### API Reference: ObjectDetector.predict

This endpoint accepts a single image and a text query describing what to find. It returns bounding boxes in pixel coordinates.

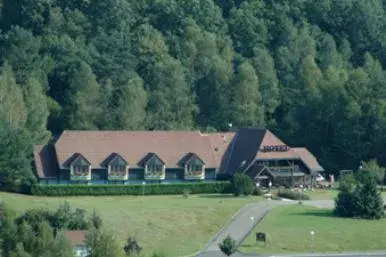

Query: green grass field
[0,192,261,257]
[241,205,386,254]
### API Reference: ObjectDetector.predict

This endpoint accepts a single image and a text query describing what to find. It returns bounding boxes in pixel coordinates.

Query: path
[196,198,386,257]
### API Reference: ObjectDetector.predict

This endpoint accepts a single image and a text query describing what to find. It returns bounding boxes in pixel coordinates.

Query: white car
[316,173,325,182]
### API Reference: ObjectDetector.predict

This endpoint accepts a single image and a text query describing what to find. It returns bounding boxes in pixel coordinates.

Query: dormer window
[107,154,128,180]
[142,153,165,180]
[182,153,205,180]
[73,165,89,176]
[69,154,91,180]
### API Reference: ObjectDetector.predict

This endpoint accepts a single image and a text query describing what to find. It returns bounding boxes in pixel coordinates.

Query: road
[195,198,386,257]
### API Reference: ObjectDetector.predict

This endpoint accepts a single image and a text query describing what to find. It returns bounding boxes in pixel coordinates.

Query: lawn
[241,205,386,254]
[0,192,261,257]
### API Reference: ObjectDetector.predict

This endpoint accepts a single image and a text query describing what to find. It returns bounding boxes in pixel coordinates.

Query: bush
[219,235,238,256]
[277,189,310,200]
[231,172,255,196]
[123,237,142,256]
[253,187,263,196]
[352,176,384,219]
[334,190,354,217]
[30,181,232,196]
[335,175,384,219]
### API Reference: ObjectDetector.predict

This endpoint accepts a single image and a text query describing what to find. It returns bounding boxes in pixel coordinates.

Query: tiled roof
[33,128,324,179]
[292,147,324,172]
[256,130,299,160]
[33,144,59,178]
[65,230,86,246]
[202,132,235,166]
[55,130,218,169]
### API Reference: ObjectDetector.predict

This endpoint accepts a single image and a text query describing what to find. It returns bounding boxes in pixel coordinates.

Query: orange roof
[34,144,58,178]
[202,132,235,165]
[292,147,324,172]
[256,130,298,160]
[65,230,86,245]
[55,130,219,169]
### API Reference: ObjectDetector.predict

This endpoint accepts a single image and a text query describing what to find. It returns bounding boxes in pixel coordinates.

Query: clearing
[0,192,261,257]
[241,205,386,254]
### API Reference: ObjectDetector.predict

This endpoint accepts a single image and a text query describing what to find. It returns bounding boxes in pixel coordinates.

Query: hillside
[1,0,386,181]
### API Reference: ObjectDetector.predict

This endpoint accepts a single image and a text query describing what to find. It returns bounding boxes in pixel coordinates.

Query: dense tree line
[1,0,386,180]
[0,202,162,257]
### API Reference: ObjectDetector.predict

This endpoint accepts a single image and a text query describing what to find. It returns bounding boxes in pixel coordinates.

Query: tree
[64,61,102,129]
[85,228,123,257]
[0,119,35,191]
[23,78,51,145]
[357,159,385,185]
[9,243,32,257]
[251,48,280,123]
[352,175,384,219]
[0,218,18,257]
[0,62,28,129]
[90,209,102,230]
[53,202,72,230]
[219,235,237,256]
[231,172,255,197]
[110,73,148,130]
[231,61,264,127]
[52,231,74,257]
[145,57,197,130]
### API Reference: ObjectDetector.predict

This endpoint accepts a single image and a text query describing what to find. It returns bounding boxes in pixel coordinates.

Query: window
[73,165,89,176]
[187,164,202,173]
[110,165,126,176]
[148,163,163,173]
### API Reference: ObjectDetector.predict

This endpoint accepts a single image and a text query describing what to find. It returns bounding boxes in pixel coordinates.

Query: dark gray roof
[219,128,266,175]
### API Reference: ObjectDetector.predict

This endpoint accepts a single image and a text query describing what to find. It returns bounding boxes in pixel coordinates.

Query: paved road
[196,198,386,257]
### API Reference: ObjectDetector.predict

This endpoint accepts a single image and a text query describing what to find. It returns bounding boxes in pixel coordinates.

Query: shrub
[30,181,232,196]
[231,172,255,196]
[123,237,142,256]
[253,187,263,196]
[352,176,384,219]
[334,190,354,217]
[277,189,310,200]
[219,235,238,256]
[335,174,384,219]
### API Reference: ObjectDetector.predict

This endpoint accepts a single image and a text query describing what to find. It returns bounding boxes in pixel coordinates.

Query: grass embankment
[241,205,386,254]
[0,192,261,257]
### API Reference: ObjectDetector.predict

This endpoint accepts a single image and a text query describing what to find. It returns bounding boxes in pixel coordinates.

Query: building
[34,128,324,187]
[65,230,88,257]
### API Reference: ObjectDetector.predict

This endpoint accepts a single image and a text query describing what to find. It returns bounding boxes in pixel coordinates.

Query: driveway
[196,198,386,257]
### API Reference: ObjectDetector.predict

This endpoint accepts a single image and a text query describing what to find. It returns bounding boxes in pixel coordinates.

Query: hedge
[30,181,233,196]
[277,189,310,200]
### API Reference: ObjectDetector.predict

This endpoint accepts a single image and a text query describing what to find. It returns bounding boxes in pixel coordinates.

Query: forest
[1,0,386,185]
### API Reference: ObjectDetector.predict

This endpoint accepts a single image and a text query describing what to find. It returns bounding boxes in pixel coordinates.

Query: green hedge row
[30,181,233,196]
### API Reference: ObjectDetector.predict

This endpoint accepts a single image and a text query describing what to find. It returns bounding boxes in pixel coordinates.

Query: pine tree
[352,175,384,219]
[231,61,264,127]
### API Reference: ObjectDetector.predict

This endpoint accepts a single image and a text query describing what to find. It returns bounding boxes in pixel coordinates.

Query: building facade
[34,128,324,187]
